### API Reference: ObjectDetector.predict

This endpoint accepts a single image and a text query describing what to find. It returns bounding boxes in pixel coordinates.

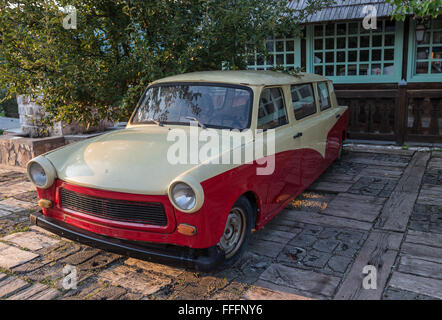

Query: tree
[0,0,333,129]
[387,0,441,21]
[0,88,18,117]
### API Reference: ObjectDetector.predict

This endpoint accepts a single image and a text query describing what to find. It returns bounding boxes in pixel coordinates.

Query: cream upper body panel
[44,125,255,195]
[45,126,193,195]
[150,70,327,87]
[40,71,344,195]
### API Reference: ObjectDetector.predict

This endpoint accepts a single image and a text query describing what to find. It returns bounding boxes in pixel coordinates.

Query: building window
[247,37,300,71]
[258,87,288,130]
[308,20,403,83]
[414,17,442,75]
[291,84,316,120]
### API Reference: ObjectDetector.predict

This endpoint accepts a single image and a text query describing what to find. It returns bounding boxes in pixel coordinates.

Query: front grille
[59,188,168,226]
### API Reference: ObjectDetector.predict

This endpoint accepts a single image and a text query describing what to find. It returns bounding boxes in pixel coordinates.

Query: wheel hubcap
[218,207,246,259]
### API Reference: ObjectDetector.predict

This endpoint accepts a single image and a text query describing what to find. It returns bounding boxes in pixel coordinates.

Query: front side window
[131,84,252,130]
[291,83,316,120]
[318,82,331,111]
[257,87,288,130]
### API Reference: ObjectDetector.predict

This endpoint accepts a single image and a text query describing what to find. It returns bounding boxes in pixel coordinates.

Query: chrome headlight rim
[168,178,204,214]
[26,156,57,189]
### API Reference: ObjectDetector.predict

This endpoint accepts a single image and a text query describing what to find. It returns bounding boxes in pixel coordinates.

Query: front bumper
[30,211,224,272]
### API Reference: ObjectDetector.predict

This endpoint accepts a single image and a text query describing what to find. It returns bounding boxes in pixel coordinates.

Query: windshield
[131,84,253,130]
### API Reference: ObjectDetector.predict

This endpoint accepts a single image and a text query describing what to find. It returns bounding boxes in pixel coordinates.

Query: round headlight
[27,156,56,189]
[171,182,196,211]
[29,162,47,187]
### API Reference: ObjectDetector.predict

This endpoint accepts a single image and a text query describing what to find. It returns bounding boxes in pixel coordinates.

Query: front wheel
[217,196,254,268]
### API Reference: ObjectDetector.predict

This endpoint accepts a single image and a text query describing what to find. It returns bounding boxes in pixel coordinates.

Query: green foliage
[0,88,18,118]
[0,0,333,128]
[387,0,441,21]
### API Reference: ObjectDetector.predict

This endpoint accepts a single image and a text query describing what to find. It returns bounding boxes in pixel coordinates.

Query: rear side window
[318,82,331,111]
[291,83,316,120]
[257,87,288,130]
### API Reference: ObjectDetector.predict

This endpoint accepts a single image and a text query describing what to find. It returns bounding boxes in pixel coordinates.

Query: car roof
[151,70,329,86]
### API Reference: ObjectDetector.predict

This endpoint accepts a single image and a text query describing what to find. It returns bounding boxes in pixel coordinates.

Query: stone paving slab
[30,225,58,236]
[358,166,404,179]
[252,227,302,244]
[0,181,34,198]
[417,185,442,206]
[99,265,172,296]
[389,272,442,299]
[0,208,13,218]
[376,152,430,232]
[0,198,37,212]
[323,193,385,222]
[405,230,442,247]
[308,181,352,193]
[259,263,341,298]
[427,157,442,170]
[335,230,403,300]
[248,239,287,258]
[7,283,60,300]
[211,281,247,300]
[0,242,39,269]
[244,283,313,300]
[342,153,410,168]
[383,287,438,300]
[347,176,398,198]
[280,209,372,231]
[0,276,30,298]
[398,255,442,280]
[2,231,61,251]
[90,286,127,300]
[278,225,367,276]
[400,242,442,264]
[343,145,415,156]
[408,203,442,234]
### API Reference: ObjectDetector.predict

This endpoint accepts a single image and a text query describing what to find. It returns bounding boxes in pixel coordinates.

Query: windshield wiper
[185,116,207,130]
[148,118,164,127]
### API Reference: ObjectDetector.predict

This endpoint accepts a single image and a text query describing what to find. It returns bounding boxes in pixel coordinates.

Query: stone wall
[3,96,120,167]
[17,95,47,138]
[0,136,66,167]
[17,95,112,137]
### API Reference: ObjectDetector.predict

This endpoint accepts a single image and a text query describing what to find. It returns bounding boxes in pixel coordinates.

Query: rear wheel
[217,196,254,268]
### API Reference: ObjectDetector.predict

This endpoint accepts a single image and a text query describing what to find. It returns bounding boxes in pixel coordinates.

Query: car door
[289,82,325,190]
[316,81,342,165]
[255,86,294,217]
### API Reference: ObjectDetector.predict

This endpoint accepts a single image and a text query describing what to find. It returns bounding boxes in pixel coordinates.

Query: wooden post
[395,17,410,146]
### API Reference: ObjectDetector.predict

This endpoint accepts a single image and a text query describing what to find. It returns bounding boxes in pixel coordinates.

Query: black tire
[216,196,254,269]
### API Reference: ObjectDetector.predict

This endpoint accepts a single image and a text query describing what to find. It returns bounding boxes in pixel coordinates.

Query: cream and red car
[27,71,348,271]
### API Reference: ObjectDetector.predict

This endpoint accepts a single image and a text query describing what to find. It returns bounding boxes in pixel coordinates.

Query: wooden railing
[407,90,441,142]
[336,89,398,141]
[336,88,442,144]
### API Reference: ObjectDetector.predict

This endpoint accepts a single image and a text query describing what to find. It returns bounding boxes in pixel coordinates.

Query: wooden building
[246,0,442,144]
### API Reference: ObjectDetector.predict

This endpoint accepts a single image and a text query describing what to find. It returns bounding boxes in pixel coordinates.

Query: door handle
[293,132,303,139]
[336,114,341,119]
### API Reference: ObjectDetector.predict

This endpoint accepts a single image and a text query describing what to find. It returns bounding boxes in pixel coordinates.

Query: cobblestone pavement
[0,146,441,300]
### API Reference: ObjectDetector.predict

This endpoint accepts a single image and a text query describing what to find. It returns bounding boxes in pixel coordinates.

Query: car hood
[44,126,250,195]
